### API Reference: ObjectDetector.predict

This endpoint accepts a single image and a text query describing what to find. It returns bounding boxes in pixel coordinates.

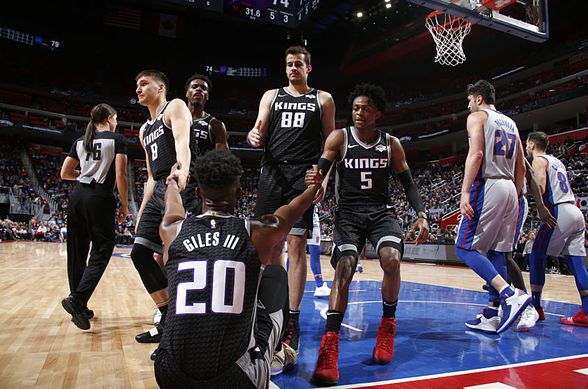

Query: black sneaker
[136,326,162,343]
[150,347,160,361]
[85,309,94,320]
[282,319,300,351]
[62,296,90,330]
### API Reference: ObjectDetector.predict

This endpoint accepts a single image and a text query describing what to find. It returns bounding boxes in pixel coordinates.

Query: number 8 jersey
[161,213,261,379]
[141,102,177,180]
[480,108,521,181]
[536,154,576,206]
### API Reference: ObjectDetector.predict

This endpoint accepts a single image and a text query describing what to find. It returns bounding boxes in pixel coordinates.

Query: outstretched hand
[167,163,189,191]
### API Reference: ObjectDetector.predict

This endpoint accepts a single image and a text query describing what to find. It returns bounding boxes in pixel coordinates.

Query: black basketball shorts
[253,163,314,235]
[135,179,201,253]
[332,204,404,268]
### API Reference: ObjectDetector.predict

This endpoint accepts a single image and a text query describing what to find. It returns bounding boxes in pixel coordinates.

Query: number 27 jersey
[480,108,520,180]
[162,214,260,379]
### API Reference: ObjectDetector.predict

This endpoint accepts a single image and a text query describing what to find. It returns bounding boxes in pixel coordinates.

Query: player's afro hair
[195,150,243,189]
[348,83,387,114]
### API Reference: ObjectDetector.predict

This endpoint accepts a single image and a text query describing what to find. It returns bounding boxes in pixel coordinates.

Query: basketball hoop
[425,10,472,66]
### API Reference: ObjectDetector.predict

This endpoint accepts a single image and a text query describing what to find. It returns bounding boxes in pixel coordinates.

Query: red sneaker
[373,317,396,364]
[560,308,588,327]
[312,332,340,386]
[536,306,546,321]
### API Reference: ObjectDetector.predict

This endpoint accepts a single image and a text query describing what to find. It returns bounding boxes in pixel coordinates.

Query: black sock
[288,309,300,324]
[325,310,344,333]
[159,305,168,328]
[383,299,398,318]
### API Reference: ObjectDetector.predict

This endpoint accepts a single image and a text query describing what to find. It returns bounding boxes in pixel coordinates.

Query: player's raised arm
[165,98,192,191]
[251,182,320,264]
[159,177,186,266]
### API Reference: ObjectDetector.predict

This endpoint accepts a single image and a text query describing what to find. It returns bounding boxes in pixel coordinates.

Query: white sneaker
[517,304,540,331]
[271,342,297,376]
[314,283,331,297]
[497,288,532,334]
[153,307,162,325]
[465,313,500,333]
[356,262,363,273]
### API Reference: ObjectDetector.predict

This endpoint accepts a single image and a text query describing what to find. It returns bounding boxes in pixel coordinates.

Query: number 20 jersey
[161,214,260,380]
[265,87,322,164]
[480,108,520,181]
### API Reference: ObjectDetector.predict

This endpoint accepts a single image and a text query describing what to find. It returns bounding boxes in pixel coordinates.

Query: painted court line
[331,354,588,388]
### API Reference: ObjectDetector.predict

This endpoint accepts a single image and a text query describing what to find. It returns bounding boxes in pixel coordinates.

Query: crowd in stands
[2,134,587,247]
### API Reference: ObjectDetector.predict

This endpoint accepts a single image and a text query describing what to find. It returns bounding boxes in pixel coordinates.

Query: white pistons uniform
[307,207,320,246]
[533,154,586,256]
[456,109,521,252]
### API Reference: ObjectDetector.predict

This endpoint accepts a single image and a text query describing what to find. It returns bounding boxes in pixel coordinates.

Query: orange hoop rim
[425,10,472,30]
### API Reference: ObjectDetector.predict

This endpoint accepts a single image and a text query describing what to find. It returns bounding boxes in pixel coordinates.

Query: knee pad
[258,265,288,314]
[130,244,168,293]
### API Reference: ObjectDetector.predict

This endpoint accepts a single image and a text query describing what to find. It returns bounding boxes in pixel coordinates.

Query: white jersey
[480,109,520,180]
[537,154,576,206]
[308,208,321,246]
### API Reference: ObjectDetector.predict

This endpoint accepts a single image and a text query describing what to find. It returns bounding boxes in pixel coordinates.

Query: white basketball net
[425,12,472,66]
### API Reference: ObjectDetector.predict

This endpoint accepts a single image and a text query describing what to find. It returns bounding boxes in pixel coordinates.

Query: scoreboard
[162,0,321,28]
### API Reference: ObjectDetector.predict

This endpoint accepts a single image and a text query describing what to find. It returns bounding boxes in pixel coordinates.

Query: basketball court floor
[1,241,586,388]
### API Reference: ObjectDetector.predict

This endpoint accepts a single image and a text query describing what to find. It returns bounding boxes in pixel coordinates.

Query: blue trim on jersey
[513,196,526,245]
[543,170,556,207]
[532,204,558,254]
[456,178,485,249]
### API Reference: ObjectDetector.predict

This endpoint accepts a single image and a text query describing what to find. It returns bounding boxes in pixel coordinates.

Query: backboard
[407,0,549,42]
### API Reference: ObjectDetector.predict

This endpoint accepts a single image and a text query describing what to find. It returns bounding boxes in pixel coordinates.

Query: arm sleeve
[397,169,426,214]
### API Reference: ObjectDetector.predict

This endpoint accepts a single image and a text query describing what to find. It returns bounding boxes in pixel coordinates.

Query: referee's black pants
[66,184,116,308]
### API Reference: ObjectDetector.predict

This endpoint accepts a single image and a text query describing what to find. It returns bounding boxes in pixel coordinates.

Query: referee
[60,103,128,330]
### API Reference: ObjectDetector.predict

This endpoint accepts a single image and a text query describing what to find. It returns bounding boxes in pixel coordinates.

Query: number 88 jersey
[537,154,576,206]
[162,214,261,378]
[481,108,520,181]
[265,87,323,164]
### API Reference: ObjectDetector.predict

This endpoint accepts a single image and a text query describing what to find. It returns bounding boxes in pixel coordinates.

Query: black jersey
[142,102,177,180]
[264,87,323,165]
[189,114,215,175]
[335,127,391,206]
[68,131,127,193]
[162,213,261,380]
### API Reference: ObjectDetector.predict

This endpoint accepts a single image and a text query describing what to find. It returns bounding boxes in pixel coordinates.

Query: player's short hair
[348,83,387,113]
[527,131,549,151]
[135,69,170,95]
[467,80,495,105]
[285,45,311,66]
[184,73,212,92]
[195,150,243,190]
